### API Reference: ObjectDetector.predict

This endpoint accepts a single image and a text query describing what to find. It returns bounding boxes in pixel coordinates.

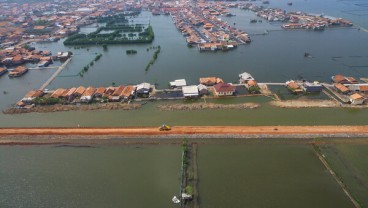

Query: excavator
[159,124,171,131]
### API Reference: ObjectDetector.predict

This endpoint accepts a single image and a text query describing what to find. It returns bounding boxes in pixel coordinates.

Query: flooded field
[198,143,355,208]
[320,143,368,207]
[1,139,368,207]
[0,145,181,208]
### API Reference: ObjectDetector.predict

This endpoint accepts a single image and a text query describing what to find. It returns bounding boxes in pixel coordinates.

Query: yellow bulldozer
[159,124,171,131]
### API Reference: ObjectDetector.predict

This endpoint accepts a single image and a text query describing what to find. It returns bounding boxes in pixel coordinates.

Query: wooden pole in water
[180,146,185,208]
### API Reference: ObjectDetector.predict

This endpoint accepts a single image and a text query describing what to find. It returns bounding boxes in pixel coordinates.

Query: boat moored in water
[172,196,180,204]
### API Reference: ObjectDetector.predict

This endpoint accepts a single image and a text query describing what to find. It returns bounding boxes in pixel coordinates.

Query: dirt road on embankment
[1,126,368,137]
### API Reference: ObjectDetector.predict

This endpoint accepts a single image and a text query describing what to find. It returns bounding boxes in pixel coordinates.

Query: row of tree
[64,26,154,45]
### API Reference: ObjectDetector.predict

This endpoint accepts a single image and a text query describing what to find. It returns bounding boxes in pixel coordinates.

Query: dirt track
[0,126,368,136]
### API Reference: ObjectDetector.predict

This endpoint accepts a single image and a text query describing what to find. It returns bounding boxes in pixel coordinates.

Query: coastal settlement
[6,72,368,114]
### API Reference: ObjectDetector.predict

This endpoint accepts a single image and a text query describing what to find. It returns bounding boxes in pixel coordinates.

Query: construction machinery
[159,124,171,131]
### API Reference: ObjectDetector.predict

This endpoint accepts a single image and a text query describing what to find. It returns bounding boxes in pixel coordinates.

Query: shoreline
[3,103,141,114]
[1,133,368,146]
[5,98,368,114]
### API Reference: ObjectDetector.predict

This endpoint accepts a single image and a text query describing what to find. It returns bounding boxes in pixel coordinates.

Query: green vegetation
[33,97,60,105]
[97,14,128,24]
[319,144,368,207]
[22,44,31,50]
[184,185,193,195]
[94,54,102,61]
[34,19,49,26]
[145,45,161,71]
[248,85,261,94]
[79,54,102,77]
[96,12,140,24]
[64,26,153,45]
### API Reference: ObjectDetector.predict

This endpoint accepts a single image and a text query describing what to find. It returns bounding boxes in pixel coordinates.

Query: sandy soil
[3,103,141,114]
[270,100,340,108]
[157,103,259,111]
[0,126,367,136]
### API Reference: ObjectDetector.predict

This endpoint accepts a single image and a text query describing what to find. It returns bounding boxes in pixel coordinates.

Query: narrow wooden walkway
[39,58,71,90]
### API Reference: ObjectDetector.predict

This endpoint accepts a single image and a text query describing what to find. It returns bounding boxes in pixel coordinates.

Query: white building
[350,93,365,105]
[197,84,209,95]
[239,72,254,84]
[182,85,199,98]
[136,82,151,97]
[170,79,187,88]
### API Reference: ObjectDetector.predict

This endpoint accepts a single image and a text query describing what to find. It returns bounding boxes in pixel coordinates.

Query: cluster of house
[255,8,352,30]
[15,71,260,108]
[168,77,237,98]
[168,72,259,98]
[0,0,145,48]
[167,1,250,50]
[237,2,353,30]
[0,46,51,77]
[16,83,152,107]
[284,75,368,105]
[332,74,368,105]
[1,46,51,67]
[286,80,323,94]
[0,43,72,77]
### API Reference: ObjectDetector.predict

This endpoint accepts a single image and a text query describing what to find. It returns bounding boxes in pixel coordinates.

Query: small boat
[304,52,312,58]
[172,196,180,204]
[225,13,236,17]
[250,19,257,23]
[287,2,293,6]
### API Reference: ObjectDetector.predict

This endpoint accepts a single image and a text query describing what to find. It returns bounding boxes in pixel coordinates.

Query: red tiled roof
[51,88,67,98]
[82,87,96,97]
[95,87,106,95]
[112,86,124,96]
[287,81,300,89]
[120,85,136,97]
[359,86,368,92]
[24,90,43,98]
[333,74,346,83]
[214,83,235,93]
[334,83,349,92]
[74,86,86,96]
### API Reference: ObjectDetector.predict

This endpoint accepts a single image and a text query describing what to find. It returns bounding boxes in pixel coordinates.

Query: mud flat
[3,103,141,114]
[270,100,340,108]
[157,103,260,111]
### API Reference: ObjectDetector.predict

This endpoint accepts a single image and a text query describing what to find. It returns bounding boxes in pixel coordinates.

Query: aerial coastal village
[0,0,364,114]
[1,1,368,208]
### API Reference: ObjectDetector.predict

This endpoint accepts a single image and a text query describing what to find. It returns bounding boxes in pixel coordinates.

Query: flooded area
[0,145,181,208]
[1,0,368,207]
[319,143,368,207]
[198,143,355,208]
[0,0,368,127]
[2,139,367,207]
